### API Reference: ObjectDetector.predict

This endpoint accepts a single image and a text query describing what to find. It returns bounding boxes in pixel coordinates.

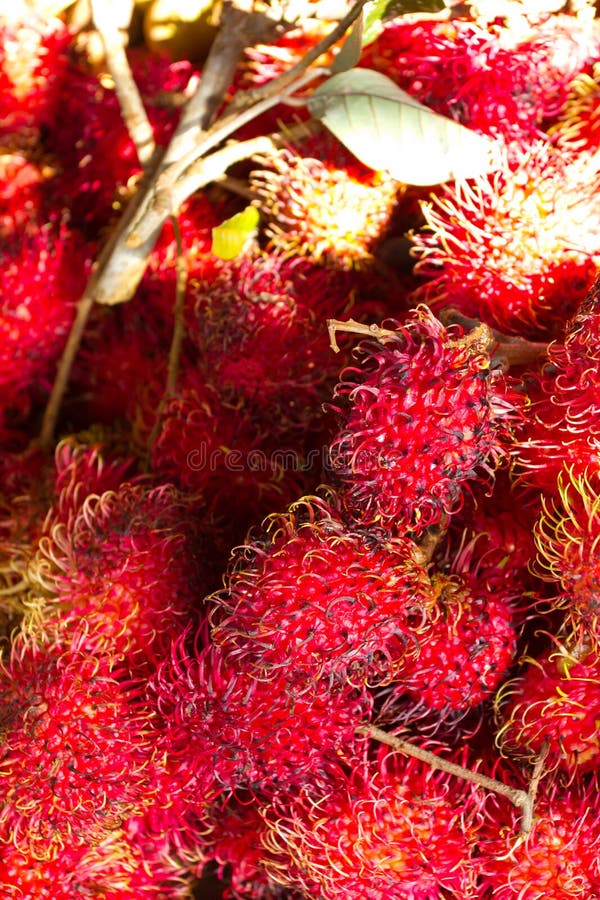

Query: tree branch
[360,724,538,834]
[90,0,156,167]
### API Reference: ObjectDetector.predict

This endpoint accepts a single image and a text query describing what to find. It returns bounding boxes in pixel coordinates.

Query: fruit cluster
[2,2,600,898]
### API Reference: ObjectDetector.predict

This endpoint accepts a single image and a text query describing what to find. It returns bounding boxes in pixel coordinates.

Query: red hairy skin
[210,493,433,688]
[0,826,194,899]
[150,628,372,798]
[478,775,600,899]
[201,797,305,899]
[0,222,91,416]
[0,633,160,859]
[184,254,396,437]
[359,16,600,145]
[410,143,600,339]
[495,641,600,773]
[0,436,135,613]
[260,752,484,899]
[534,467,600,637]
[327,307,519,535]
[393,572,517,713]
[31,480,205,674]
[514,274,600,493]
[438,471,544,625]
[551,61,600,155]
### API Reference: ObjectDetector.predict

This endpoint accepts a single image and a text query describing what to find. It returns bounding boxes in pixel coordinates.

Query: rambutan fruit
[551,61,600,154]
[200,796,303,899]
[359,14,600,146]
[150,628,372,797]
[32,480,205,673]
[184,254,393,436]
[148,369,311,539]
[327,306,519,535]
[249,134,400,269]
[513,274,600,492]
[210,493,432,688]
[67,289,172,432]
[438,470,543,623]
[393,572,517,713]
[495,640,600,773]
[534,467,600,636]
[260,751,484,899]
[410,141,600,339]
[0,825,194,899]
[478,774,600,900]
[0,435,136,639]
[0,220,91,415]
[0,632,159,859]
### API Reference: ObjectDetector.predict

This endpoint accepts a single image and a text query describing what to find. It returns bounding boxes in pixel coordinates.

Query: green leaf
[307,68,500,186]
[331,14,364,73]
[362,0,445,47]
[211,205,260,260]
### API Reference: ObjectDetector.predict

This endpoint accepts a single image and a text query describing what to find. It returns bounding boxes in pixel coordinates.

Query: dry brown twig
[360,724,548,835]
[90,0,156,167]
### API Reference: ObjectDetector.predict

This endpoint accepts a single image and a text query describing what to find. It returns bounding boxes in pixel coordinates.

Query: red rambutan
[0,632,159,859]
[32,479,204,673]
[410,142,600,339]
[0,221,91,414]
[360,14,600,146]
[534,466,600,636]
[479,775,600,899]
[394,571,517,713]
[150,629,372,796]
[210,493,432,687]
[551,61,600,154]
[0,825,194,899]
[513,273,600,492]
[495,640,600,773]
[260,751,484,899]
[249,135,399,269]
[438,470,543,622]
[327,307,519,534]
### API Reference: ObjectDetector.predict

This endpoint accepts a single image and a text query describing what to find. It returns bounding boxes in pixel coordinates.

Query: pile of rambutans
[3,0,600,896]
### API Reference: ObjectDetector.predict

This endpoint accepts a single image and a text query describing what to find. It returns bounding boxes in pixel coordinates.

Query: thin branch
[215,175,256,200]
[360,724,536,834]
[40,295,94,450]
[145,216,188,468]
[166,218,188,395]
[440,309,548,368]
[520,741,549,835]
[90,0,156,168]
